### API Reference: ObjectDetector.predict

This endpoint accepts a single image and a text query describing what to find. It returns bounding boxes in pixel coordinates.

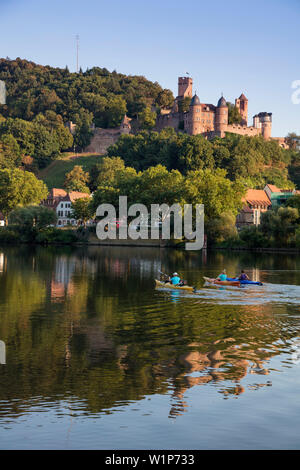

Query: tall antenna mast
[76,34,79,73]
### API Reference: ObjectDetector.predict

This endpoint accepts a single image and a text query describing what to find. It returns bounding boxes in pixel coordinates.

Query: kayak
[155,279,194,292]
[227,278,263,286]
[203,276,240,287]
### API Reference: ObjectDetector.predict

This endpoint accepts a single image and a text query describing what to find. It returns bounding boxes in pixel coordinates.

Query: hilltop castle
[65,76,288,154]
[156,76,275,142]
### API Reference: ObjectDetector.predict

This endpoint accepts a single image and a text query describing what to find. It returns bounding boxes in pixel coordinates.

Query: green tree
[72,198,93,227]
[0,168,48,219]
[8,205,57,229]
[64,165,90,193]
[178,134,215,172]
[105,96,127,128]
[285,194,300,211]
[156,89,174,108]
[91,156,125,189]
[206,211,238,244]
[73,109,94,150]
[138,106,156,130]
[260,206,299,246]
[178,96,191,113]
[184,168,245,219]
[0,133,21,169]
[33,111,73,151]
[239,226,269,249]
[136,165,184,206]
[227,102,242,125]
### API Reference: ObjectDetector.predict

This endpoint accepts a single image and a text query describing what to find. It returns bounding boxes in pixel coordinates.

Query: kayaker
[217,269,227,281]
[170,272,181,285]
[237,270,249,281]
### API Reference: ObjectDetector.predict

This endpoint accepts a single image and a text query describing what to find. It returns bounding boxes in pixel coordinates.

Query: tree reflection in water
[0,245,300,421]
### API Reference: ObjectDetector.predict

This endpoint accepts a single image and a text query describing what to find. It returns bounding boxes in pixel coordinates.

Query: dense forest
[0,57,173,127]
[106,128,300,189]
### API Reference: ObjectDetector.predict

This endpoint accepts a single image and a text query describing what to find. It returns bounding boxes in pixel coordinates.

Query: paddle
[158,270,170,279]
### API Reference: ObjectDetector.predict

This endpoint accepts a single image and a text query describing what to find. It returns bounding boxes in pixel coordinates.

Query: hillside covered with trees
[106,128,300,189]
[0,57,173,128]
[1,57,300,248]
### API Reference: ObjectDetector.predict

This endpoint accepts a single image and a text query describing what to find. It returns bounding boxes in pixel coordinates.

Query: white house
[41,188,90,227]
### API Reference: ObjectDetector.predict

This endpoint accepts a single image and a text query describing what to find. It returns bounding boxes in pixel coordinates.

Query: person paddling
[170,272,181,285]
[237,270,249,281]
[217,269,227,281]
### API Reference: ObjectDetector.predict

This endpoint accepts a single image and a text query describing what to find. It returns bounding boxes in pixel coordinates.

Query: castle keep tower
[188,94,202,135]
[215,96,228,137]
[178,76,193,98]
[235,93,248,126]
[253,112,272,140]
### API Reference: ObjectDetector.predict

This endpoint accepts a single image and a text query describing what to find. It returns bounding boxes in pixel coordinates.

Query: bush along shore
[0,225,92,245]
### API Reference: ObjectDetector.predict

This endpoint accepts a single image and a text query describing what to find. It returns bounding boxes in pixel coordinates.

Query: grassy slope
[38,153,104,190]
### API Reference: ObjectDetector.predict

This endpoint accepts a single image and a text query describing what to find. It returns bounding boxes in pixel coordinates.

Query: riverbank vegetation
[1,58,300,249]
[215,205,300,250]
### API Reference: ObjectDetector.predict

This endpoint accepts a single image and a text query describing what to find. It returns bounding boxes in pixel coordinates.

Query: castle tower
[235,93,248,126]
[260,112,272,140]
[253,112,272,139]
[188,94,202,135]
[178,76,193,99]
[120,114,131,134]
[253,114,261,129]
[215,96,228,137]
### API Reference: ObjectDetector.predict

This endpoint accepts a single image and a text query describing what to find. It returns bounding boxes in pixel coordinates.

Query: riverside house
[236,189,272,229]
[264,184,300,208]
[41,188,90,227]
[236,184,300,229]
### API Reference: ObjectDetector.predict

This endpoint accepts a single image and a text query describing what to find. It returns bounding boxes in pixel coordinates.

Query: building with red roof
[41,189,90,227]
[236,189,271,228]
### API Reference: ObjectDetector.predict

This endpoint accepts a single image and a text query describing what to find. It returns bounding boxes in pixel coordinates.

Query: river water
[0,245,300,449]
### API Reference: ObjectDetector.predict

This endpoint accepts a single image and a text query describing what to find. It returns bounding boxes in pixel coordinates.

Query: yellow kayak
[155,279,194,292]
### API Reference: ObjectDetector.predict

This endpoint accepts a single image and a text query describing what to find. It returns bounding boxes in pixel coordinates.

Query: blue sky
[1,0,299,136]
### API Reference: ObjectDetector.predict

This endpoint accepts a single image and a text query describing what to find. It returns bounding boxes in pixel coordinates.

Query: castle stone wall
[226,124,262,137]
[85,128,122,154]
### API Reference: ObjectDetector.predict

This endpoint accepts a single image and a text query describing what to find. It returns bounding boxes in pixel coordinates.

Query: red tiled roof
[42,188,90,209]
[243,189,271,206]
[67,191,90,202]
[50,188,67,198]
[265,184,281,193]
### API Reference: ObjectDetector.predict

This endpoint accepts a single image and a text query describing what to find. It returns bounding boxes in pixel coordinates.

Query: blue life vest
[170,276,180,285]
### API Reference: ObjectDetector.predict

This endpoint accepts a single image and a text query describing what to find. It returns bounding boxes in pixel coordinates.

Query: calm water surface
[0,245,300,449]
